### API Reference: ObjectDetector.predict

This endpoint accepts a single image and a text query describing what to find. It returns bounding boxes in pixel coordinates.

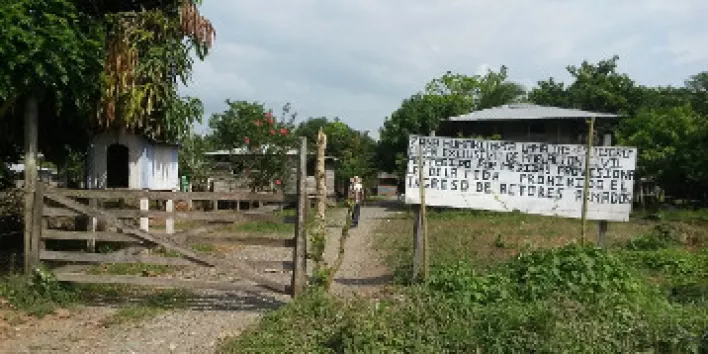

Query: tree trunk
[316,128,327,230]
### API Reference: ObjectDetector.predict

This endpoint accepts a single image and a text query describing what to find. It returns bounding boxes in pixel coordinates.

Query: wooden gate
[25,183,308,297]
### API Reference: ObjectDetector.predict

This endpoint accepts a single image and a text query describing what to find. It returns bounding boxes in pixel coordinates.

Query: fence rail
[46,188,285,202]
[21,137,309,297]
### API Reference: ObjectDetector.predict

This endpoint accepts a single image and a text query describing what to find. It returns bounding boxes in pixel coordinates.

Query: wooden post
[417,143,429,282]
[412,205,423,279]
[166,189,175,235]
[187,183,194,210]
[580,117,595,243]
[597,133,612,248]
[87,198,98,252]
[30,181,44,268]
[23,95,39,273]
[291,137,308,297]
[315,128,327,241]
[140,190,149,232]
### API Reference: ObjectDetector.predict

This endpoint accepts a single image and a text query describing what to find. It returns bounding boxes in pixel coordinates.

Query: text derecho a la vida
[404,135,637,222]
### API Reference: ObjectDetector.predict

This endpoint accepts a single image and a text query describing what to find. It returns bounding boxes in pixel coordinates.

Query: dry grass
[377,208,708,270]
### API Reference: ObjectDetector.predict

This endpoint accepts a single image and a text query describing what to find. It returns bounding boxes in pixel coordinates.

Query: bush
[0,268,77,317]
[619,248,708,277]
[626,224,682,251]
[223,245,708,353]
[507,245,641,301]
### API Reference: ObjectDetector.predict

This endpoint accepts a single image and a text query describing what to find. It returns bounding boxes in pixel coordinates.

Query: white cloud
[183,0,708,137]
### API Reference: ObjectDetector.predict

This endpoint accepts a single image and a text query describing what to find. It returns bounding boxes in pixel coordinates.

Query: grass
[100,304,163,327]
[87,263,182,277]
[0,267,193,326]
[228,221,293,234]
[98,288,191,327]
[191,243,216,253]
[220,207,708,353]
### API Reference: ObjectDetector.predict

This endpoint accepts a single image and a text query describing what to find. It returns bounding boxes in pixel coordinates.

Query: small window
[529,122,545,134]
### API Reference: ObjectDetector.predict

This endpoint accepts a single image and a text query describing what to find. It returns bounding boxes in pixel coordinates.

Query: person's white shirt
[351,181,363,203]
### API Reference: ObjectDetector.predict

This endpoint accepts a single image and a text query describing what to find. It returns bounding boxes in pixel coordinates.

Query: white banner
[404,135,637,222]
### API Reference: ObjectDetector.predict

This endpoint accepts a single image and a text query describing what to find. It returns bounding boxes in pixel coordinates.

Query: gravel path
[324,205,395,298]
[0,205,396,353]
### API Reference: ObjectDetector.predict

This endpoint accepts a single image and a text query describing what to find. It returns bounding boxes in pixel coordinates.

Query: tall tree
[0,0,214,185]
[617,105,708,201]
[378,66,525,177]
[528,56,642,116]
[685,72,708,116]
[209,100,296,191]
[0,0,103,184]
[295,117,377,188]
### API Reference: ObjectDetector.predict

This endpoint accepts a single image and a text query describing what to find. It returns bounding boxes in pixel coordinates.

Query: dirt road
[324,205,394,298]
[0,204,396,353]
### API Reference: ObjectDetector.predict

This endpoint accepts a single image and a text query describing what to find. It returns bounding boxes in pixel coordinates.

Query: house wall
[151,144,179,190]
[284,156,336,197]
[87,131,145,189]
[87,131,179,190]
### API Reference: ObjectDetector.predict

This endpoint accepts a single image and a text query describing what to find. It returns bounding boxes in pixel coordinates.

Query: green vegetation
[99,288,191,327]
[0,266,192,323]
[221,209,708,352]
[0,268,77,317]
[191,243,216,254]
[230,221,293,235]
[87,263,182,277]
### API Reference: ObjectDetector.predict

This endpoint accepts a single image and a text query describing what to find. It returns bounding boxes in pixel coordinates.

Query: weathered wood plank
[40,250,194,266]
[47,188,284,202]
[248,260,293,271]
[213,258,291,294]
[53,273,288,293]
[43,192,217,267]
[43,207,280,223]
[189,235,295,248]
[42,230,141,243]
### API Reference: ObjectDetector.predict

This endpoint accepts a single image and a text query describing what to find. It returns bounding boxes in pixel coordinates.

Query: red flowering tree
[209,100,297,192]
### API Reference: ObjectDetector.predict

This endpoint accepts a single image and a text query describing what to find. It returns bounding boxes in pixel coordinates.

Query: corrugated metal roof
[204,148,338,160]
[448,104,619,122]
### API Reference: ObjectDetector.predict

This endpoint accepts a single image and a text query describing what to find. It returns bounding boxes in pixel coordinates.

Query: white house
[86,131,179,190]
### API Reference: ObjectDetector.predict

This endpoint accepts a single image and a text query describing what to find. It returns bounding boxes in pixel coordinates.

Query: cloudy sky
[180,0,708,138]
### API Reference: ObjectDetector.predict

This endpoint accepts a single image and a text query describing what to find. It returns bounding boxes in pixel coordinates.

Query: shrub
[626,223,682,251]
[223,245,708,353]
[0,268,77,317]
[507,244,642,301]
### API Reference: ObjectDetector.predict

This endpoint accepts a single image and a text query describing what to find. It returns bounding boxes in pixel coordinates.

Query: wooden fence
[23,138,310,297]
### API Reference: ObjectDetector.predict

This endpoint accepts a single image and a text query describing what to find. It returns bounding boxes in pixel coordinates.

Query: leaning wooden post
[291,137,308,297]
[166,189,175,235]
[30,181,44,268]
[418,144,429,281]
[580,117,596,243]
[23,95,39,273]
[597,133,612,248]
[140,189,149,232]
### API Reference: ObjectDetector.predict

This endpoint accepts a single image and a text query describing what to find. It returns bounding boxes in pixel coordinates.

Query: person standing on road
[350,176,364,228]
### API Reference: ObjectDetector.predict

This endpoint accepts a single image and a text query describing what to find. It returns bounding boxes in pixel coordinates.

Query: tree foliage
[529,56,708,202]
[209,101,296,192]
[295,118,377,187]
[0,0,212,186]
[528,56,641,116]
[378,66,525,177]
[96,2,214,142]
[617,105,708,200]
